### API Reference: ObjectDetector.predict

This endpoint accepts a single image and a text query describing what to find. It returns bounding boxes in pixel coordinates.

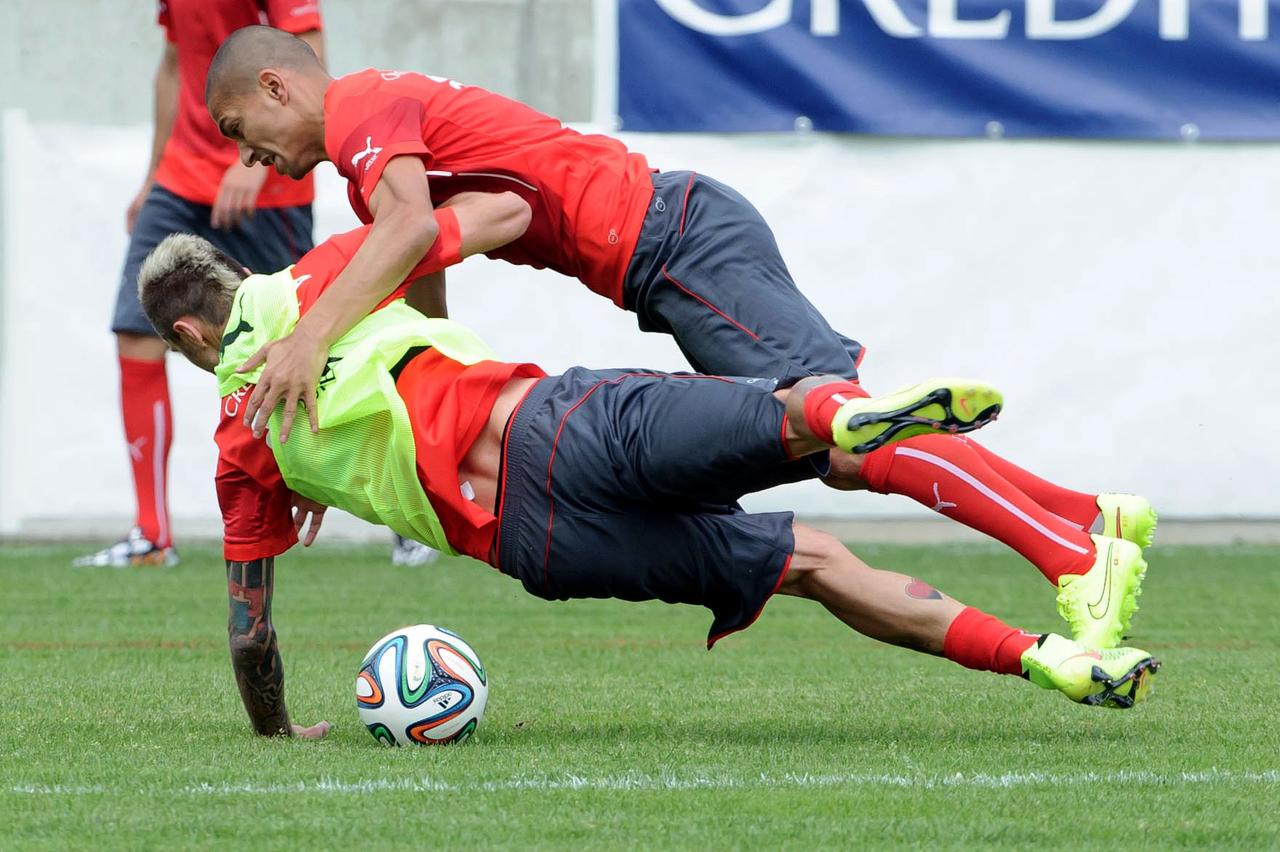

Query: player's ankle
[793,377,867,444]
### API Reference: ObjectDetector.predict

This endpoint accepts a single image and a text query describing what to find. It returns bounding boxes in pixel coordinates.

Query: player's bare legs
[780,524,960,653]
[776,524,1159,708]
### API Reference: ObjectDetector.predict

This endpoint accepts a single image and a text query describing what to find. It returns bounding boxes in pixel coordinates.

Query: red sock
[943,607,1039,675]
[859,434,1095,582]
[965,439,1101,531]
[120,357,173,548]
[801,380,868,443]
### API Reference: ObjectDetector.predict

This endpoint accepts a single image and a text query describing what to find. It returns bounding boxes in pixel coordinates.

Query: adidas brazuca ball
[355,624,488,746]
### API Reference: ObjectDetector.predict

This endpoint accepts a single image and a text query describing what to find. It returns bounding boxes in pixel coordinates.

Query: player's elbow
[378,196,438,257]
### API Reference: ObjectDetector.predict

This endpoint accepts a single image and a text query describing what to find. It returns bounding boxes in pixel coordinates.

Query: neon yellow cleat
[830,378,1003,455]
[1057,534,1146,650]
[1096,493,1158,550]
[1022,633,1159,709]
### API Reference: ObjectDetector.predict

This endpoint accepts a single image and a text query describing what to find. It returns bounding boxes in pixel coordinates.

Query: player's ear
[259,69,288,105]
[171,317,207,352]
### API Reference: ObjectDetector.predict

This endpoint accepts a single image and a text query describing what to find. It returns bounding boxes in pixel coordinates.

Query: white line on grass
[8,769,1280,796]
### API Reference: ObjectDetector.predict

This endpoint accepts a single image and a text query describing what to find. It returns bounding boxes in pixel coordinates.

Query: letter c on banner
[653,0,847,36]
[653,0,791,35]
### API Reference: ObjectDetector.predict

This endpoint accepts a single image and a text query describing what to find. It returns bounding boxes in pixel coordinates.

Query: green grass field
[1,541,1278,849]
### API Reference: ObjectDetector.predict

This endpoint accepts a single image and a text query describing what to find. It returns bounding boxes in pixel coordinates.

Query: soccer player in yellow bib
[137,222,1159,739]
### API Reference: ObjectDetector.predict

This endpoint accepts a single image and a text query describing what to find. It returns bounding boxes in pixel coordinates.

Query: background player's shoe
[391,535,441,567]
[1057,534,1146,649]
[71,528,179,568]
[831,378,1003,455]
[1021,633,1159,709]
[1097,493,1158,550]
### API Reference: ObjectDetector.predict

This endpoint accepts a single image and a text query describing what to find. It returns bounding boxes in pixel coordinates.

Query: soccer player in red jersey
[78,4,324,568]
[202,28,1157,650]
[134,223,1158,737]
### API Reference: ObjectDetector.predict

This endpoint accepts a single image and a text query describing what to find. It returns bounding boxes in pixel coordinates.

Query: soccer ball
[355,624,488,746]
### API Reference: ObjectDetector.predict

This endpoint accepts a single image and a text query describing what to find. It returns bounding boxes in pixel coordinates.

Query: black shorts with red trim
[112,184,313,335]
[621,170,864,383]
[495,368,816,647]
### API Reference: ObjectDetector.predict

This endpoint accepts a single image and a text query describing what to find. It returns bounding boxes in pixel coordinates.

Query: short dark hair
[206,25,322,107]
[138,234,246,342]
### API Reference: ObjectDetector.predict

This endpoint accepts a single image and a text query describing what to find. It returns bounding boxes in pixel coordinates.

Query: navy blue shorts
[622,171,864,383]
[495,368,819,647]
[111,184,314,335]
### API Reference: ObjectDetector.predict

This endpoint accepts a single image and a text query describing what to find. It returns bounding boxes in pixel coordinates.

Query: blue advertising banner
[617,0,1280,138]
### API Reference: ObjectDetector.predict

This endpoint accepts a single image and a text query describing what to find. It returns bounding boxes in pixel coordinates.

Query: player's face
[214,92,323,181]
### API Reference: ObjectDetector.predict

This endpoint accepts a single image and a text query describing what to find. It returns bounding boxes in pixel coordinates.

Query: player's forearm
[295,207,439,346]
[294,192,529,344]
[226,558,292,736]
[145,44,180,182]
[405,270,448,318]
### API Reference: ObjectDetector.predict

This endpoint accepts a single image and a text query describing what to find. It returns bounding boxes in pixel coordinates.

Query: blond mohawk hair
[137,234,246,342]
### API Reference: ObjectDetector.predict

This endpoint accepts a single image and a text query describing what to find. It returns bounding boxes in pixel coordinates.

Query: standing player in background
[77,3,323,564]
[203,29,1156,649]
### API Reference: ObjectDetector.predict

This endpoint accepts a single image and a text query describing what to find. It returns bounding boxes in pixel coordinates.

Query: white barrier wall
[2,111,1277,538]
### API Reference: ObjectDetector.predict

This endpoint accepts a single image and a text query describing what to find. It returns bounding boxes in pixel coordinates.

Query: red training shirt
[215,226,541,563]
[153,0,319,208]
[322,69,655,306]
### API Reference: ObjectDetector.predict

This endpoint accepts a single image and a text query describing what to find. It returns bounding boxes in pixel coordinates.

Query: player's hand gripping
[238,329,326,442]
[291,494,327,547]
[212,161,269,230]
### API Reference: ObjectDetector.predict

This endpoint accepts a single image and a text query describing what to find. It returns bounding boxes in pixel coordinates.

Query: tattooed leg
[778,523,964,654]
[226,558,291,736]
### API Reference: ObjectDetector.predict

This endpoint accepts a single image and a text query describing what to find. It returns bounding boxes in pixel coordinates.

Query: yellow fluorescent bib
[215,270,495,554]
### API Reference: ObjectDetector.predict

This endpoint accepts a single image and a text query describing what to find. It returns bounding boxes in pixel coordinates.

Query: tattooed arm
[226,558,291,735]
[225,558,330,739]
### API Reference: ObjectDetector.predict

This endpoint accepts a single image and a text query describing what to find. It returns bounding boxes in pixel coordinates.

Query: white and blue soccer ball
[355,624,488,746]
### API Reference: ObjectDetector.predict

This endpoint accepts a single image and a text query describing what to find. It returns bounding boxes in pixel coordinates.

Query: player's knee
[116,332,167,361]
[779,524,861,598]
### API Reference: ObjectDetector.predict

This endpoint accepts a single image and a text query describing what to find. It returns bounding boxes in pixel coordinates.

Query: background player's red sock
[963,439,1101,531]
[943,607,1038,675]
[859,434,1095,583]
[119,357,173,548]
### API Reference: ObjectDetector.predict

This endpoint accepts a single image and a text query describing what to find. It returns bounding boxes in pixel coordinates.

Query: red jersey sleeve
[215,388,298,562]
[264,0,323,34]
[327,93,433,218]
[157,1,176,42]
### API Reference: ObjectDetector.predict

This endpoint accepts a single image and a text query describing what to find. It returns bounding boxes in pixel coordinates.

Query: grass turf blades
[1,543,1277,848]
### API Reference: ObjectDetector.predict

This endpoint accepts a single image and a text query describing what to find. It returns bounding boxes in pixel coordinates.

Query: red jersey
[215,228,541,562]
[322,69,655,306]
[153,0,319,208]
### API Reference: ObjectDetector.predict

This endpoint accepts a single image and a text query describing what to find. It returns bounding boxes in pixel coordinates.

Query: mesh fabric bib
[215,270,495,554]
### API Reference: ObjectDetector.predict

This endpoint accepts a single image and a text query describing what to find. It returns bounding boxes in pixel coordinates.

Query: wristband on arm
[426,206,462,268]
